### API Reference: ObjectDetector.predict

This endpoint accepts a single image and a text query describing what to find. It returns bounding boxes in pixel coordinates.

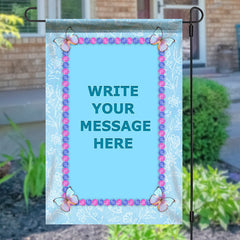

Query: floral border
[60,36,165,206]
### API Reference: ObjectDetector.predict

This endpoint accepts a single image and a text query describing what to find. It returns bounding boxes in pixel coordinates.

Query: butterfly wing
[66,186,75,197]
[53,197,71,212]
[164,197,175,207]
[66,26,78,45]
[158,200,168,212]
[149,186,175,212]
[61,201,71,212]
[158,38,175,52]
[53,37,65,46]
[158,197,175,212]
[68,35,78,45]
[154,186,163,197]
[61,40,70,52]
[154,27,163,39]
[150,34,161,45]
[158,40,168,52]
[53,197,65,206]
[150,195,161,205]
[66,187,79,205]
[150,187,163,205]
[68,195,79,205]
[154,27,163,38]
[53,38,70,52]
[163,38,175,47]
[150,27,163,45]
[65,26,75,38]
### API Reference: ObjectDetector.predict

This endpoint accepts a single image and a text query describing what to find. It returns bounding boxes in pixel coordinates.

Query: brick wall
[0,0,137,91]
[205,0,240,70]
[95,0,137,18]
[1,0,240,91]
[0,37,45,91]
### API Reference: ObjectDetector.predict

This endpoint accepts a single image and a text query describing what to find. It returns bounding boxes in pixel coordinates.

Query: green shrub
[107,165,240,237]
[183,77,230,164]
[108,225,186,240]
[0,14,23,48]
[183,165,240,230]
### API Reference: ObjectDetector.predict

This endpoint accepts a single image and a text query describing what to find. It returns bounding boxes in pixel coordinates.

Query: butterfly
[53,187,79,212]
[150,27,175,52]
[149,186,175,212]
[53,26,78,52]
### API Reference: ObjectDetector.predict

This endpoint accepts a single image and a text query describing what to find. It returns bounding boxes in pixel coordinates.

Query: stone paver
[0,88,45,157]
[197,72,240,169]
[197,72,240,102]
[220,102,240,169]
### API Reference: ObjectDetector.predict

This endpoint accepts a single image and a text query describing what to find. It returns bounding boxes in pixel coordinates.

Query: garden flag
[46,19,182,224]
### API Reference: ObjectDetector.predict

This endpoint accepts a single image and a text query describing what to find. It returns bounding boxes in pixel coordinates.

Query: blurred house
[0,0,240,91]
[0,0,239,154]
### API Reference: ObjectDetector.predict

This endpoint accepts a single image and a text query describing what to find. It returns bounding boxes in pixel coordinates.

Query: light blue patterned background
[46,19,182,224]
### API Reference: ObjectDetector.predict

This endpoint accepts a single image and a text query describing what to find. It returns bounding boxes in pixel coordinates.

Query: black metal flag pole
[25,6,204,240]
[185,7,204,240]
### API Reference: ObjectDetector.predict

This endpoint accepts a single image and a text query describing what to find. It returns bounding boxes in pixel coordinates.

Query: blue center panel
[69,43,158,199]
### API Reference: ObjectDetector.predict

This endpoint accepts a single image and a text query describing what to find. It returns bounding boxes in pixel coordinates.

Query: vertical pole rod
[187,7,204,240]
[189,11,194,240]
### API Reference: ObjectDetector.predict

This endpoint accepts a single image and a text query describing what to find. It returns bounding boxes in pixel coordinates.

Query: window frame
[19,0,45,37]
[20,0,91,37]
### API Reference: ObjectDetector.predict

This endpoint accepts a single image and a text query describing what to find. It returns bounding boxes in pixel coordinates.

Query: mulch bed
[0,166,65,240]
[0,161,108,240]
[0,160,240,240]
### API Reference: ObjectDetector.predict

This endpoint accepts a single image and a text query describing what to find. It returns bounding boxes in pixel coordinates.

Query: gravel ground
[25,225,240,240]
[22,226,108,240]
[0,161,240,240]
[185,225,240,240]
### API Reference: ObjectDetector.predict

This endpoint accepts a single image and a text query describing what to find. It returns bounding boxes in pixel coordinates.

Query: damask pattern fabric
[46,19,182,224]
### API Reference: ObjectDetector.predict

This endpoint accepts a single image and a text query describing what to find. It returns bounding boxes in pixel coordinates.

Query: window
[163,0,198,4]
[0,0,37,34]
[164,8,200,60]
[138,0,150,19]
[61,0,82,19]
[0,0,90,36]
[137,0,206,64]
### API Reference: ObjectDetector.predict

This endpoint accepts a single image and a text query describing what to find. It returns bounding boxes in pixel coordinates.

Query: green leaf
[218,205,226,218]
[218,215,229,231]
[199,217,210,230]
[0,172,16,184]
[0,14,23,48]
[0,155,13,167]
[198,208,210,218]
[23,172,30,208]
[182,214,190,228]
[194,198,204,210]
[182,165,240,230]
